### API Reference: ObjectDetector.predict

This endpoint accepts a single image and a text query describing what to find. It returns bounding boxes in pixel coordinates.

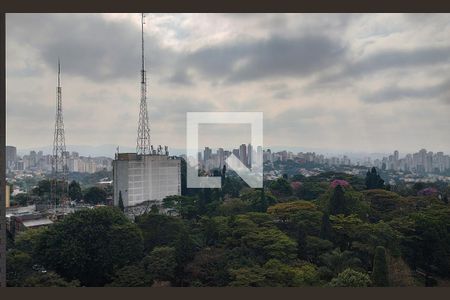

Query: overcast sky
[6,13,450,156]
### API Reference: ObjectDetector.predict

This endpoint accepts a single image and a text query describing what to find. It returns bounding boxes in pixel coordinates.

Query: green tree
[392,206,450,277]
[162,195,198,219]
[372,246,389,286]
[24,272,80,287]
[305,236,333,263]
[229,260,319,287]
[365,167,385,189]
[150,204,159,214]
[330,268,372,287]
[240,189,276,212]
[241,227,297,263]
[269,177,292,197]
[289,263,320,286]
[267,200,319,229]
[14,227,47,258]
[228,265,266,287]
[330,185,347,215]
[364,189,407,222]
[261,259,317,287]
[68,180,82,201]
[185,247,229,286]
[218,198,251,216]
[143,246,177,282]
[319,248,362,277]
[221,176,244,198]
[296,181,329,200]
[320,213,332,240]
[136,213,187,251]
[13,193,29,206]
[32,179,51,196]
[329,214,363,249]
[34,207,144,286]
[108,265,151,287]
[173,232,196,280]
[6,250,33,287]
[83,186,107,204]
[118,190,124,212]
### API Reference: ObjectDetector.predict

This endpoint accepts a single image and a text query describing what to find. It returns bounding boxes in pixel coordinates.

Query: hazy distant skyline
[6,13,450,154]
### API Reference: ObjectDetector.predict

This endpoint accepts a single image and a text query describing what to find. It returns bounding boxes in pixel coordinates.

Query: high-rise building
[232,148,240,160]
[113,153,181,207]
[239,144,247,166]
[217,148,225,168]
[5,146,17,170]
[247,143,252,167]
[204,147,212,163]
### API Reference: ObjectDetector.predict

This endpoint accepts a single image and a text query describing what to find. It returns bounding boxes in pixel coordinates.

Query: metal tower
[136,13,151,155]
[51,58,68,207]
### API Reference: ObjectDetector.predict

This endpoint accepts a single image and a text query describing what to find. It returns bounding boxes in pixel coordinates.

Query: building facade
[6,145,17,170]
[113,153,181,207]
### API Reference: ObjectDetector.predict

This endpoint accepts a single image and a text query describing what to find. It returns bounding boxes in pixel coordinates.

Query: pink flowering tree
[330,179,350,189]
[290,181,302,192]
[417,187,438,196]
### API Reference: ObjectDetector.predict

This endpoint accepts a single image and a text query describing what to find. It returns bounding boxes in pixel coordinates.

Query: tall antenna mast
[136,13,151,155]
[52,58,68,209]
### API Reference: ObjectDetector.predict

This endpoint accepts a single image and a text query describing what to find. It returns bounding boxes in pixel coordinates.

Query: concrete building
[239,144,247,166]
[203,147,212,163]
[112,153,181,207]
[6,211,53,238]
[6,145,17,170]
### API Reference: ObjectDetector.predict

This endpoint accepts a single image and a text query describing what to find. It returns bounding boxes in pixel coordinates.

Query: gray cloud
[181,35,346,84]
[148,96,218,122]
[361,78,450,103]
[7,14,176,82]
[164,69,194,86]
[317,46,450,86]
[347,47,450,77]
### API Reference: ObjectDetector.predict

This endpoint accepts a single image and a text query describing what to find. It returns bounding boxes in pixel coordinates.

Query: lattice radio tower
[51,58,68,209]
[136,13,151,155]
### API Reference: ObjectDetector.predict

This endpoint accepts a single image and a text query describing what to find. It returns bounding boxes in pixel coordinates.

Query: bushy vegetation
[6,169,450,287]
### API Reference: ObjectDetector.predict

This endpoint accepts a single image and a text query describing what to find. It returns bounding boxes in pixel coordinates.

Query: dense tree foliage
[107,265,150,287]
[24,272,80,287]
[7,171,450,287]
[68,180,82,201]
[330,268,372,287]
[83,186,107,204]
[365,167,385,189]
[143,246,177,282]
[33,207,143,286]
[372,246,389,286]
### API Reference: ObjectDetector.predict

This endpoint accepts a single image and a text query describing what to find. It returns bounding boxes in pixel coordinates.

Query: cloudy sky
[6,13,450,156]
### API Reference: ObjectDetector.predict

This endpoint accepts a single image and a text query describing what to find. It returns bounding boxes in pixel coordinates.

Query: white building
[112,153,181,207]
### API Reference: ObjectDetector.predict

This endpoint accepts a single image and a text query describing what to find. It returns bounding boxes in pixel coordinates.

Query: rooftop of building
[115,152,181,161]
[22,218,54,228]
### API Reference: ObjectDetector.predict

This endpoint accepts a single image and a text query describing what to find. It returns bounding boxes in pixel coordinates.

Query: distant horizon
[9,143,450,161]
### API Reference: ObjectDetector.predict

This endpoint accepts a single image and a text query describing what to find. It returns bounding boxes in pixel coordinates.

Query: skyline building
[239,144,247,167]
[6,145,16,170]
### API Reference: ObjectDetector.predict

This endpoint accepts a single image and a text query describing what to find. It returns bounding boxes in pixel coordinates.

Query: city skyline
[6,13,450,153]
[7,144,450,175]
